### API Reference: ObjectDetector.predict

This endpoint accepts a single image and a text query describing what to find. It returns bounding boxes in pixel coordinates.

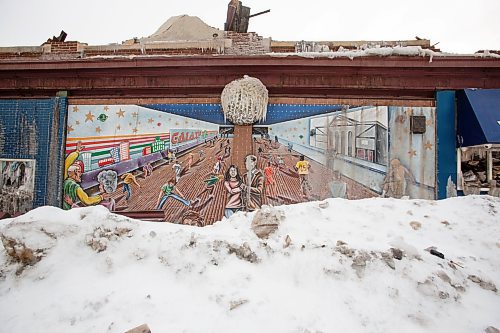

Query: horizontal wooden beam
[0,55,499,101]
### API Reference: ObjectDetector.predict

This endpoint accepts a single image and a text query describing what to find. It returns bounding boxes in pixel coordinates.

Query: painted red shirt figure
[264,162,275,186]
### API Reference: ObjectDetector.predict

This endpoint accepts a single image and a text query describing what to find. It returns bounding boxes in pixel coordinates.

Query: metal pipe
[249,9,270,18]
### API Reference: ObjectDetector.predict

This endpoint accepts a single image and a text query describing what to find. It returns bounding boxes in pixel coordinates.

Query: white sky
[0,0,499,53]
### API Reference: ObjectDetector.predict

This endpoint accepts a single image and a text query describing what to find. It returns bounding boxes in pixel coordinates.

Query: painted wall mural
[0,159,36,214]
[63,103,436,226]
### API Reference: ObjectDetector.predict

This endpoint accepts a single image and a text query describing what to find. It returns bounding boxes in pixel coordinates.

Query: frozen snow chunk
[251,205,285,239]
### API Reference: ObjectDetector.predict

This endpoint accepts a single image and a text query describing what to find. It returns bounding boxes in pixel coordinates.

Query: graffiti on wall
[63,103,436,225]
[0,159,36,214]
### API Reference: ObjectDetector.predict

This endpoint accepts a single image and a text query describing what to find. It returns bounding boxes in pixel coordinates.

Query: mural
[0,159,36,214]
[63,103,436,225]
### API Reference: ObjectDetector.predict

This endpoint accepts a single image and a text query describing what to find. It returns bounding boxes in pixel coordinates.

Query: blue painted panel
[436,91,457,199]
[0,98,67,208]
[141,103,344,125]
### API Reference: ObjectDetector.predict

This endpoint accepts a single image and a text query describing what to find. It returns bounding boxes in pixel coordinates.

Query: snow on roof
[1,196,499,332]
[82,45,500,61]
[269,45,500,62]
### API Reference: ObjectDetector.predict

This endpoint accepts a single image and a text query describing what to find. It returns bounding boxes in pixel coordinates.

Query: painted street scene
[63,101,440,225]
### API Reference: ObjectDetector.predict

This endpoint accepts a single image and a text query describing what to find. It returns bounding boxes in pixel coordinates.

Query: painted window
[348,131,353,156]
[335,132,340,153]
[341,131,346,155]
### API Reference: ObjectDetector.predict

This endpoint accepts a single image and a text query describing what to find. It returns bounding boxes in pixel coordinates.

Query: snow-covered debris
[269,45,500,62]
[0,196,499,333]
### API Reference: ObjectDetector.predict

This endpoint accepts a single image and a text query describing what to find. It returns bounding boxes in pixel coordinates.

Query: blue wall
[0,98,67,208]
[436,91,457,199]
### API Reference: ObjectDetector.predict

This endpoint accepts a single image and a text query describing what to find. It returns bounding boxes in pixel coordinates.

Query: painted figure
[223,145,231,159]
[142,162,153,177]
[187,152,194,170]
[382,158,415,198]
[195,173,224,198]
[241,155,264,211]
[168,150,176,163]
[97,170,118,211]
[121,171,140,201]
[264,161,275,187]
[172,161,182,183]
[223,165,243,218]
[156,179,191,209]
[213,156,224,175]
[63,141,104,209]
[295,155,312,197]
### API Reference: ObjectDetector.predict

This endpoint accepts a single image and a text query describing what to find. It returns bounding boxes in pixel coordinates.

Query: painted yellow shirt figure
[295,160,310,175]
[121,172,140,201]
[122,173,139,185]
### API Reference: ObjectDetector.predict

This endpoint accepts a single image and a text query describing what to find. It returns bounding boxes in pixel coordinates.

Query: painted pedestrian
[295,155,312,197]
[241,155,264,211]
[121,171,141,201]
[223,165,243,218]
[172,161,182,183]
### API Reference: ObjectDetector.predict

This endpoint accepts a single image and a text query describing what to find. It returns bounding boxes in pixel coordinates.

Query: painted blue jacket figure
[156,179,191,209]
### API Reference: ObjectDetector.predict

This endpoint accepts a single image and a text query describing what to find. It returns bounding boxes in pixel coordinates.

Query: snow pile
[0,196,499,333]
[141,15,224,42]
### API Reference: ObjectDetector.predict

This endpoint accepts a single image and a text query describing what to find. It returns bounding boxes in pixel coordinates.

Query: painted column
[232,125,254,173]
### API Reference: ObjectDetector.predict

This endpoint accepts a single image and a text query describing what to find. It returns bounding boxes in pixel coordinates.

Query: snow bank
[0,196,499,333]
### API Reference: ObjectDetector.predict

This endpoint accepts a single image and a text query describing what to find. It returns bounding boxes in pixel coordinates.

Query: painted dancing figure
[156,179,191,209]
